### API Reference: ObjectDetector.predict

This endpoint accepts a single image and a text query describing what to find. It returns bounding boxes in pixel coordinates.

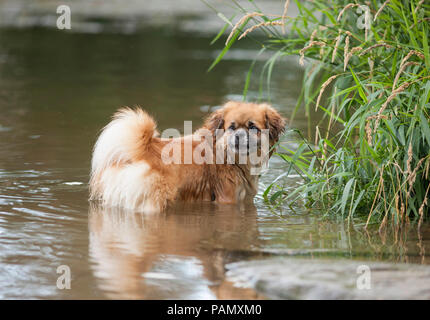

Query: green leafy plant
[209,0,430,228]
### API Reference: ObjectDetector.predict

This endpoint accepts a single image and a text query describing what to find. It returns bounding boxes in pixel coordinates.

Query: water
[0,27,429,299]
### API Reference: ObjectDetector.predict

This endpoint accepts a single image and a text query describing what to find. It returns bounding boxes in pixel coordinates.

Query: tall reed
[209,0,430,227]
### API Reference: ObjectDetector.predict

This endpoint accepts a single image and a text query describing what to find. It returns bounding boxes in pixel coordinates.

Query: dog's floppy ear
[204,109,224,133]
[264,104,286,142]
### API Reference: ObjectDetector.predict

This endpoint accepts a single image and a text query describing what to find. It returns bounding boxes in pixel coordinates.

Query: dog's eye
[228,123,236,130]
[248,122,259,131]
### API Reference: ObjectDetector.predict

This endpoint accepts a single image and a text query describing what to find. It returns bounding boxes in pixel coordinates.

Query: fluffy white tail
[90,108,157,200]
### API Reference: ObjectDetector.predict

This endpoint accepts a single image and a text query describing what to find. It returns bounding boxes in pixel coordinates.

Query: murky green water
[0,27,429,299]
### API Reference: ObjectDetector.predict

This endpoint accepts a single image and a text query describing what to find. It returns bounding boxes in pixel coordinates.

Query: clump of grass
[209,0,430,227]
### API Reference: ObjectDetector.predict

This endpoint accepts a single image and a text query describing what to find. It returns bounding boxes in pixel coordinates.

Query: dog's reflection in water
[88,202,263,299]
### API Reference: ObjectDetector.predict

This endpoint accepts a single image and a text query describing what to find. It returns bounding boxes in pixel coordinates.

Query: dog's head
[203,101,285,160]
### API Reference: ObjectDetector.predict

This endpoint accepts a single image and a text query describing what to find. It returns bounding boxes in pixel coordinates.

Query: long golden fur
[89,101,285,213]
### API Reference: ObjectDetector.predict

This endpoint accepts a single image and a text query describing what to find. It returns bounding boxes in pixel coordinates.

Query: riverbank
[0,0,297,34]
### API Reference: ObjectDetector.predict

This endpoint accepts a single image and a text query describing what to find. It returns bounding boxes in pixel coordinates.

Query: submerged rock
[226,258,430,299]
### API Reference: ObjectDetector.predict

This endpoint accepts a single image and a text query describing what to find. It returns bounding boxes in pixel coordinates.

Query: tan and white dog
[89,101,285,212]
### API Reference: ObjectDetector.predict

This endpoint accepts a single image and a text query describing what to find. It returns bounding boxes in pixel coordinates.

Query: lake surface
[0,26,429,299]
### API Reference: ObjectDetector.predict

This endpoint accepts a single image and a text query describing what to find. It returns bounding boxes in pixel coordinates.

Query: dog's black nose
[233,129,248,151]
[235,135,240,148]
